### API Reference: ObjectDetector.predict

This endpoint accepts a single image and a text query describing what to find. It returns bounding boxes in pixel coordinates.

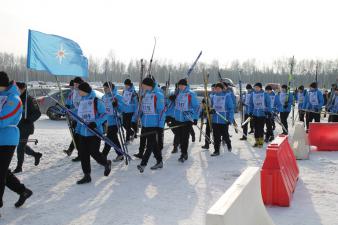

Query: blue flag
[27,30,88,77]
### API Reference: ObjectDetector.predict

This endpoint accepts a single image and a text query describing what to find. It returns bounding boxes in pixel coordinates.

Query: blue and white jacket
[210,91,234,124]
[0,84,23,146]
[102,87,124,127]
[122,85,138,114]
[249,90,272,117]
[173,86,200,122]
[303,88,324,111]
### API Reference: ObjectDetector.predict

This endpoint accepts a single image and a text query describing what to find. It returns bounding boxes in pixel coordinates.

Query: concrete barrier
[206,167,275,225]
[291,122,310,160]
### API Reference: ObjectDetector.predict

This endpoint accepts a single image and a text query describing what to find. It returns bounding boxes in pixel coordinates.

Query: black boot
[150,161,163,170]
[171,147,178,154]
[77,174,91,184]
[191,135,195,142]
[15,188,33,208]
[13,166,22,174]
[201,144,209,149]
[63,149,73,156]
[72,156,81,162]
[133,153,143,159]
[227,144,232,152]
[211,151,220,156]
[34,153,42,166]
[104,160,112,176]
[239,136,247,141]
[137,164,146,173]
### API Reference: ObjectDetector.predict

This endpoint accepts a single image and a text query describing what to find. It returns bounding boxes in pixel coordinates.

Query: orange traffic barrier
[261,135,299,207]
[308,122,338,151]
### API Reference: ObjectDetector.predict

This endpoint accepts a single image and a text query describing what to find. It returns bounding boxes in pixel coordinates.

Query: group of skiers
[1,69,338,217]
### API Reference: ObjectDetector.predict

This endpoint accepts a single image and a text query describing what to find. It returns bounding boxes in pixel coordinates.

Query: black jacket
[18,91,41,135]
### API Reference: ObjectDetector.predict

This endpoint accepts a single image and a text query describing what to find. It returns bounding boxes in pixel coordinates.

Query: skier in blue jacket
[63,77,84,161]
[101,82,125,162]
[122,79,138,143]
[75,82,112,184]
[249,82,272,148]
[328,87,338,122]
[0,72,33,217]
[135,77,165,173]
[295,85,307,122]
[172,79,199,163]
[209,82,234,156]
[303,82,324,131]
[277,84,293,135]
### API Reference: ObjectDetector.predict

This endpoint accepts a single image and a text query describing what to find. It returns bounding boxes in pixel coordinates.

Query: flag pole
[25,69,29,119]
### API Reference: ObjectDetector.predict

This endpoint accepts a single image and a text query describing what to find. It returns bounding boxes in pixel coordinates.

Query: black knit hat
[142,77,154,87]
[177,79,187,86]
[103,81,115,90]
[78,82,92,94]
[254,82,262,88]
[265,85,272,91]
[246,84,252,90]
[73,77,84,84]
[0,71,10,87]
[211,84,216,88]
[124,79,132,86]
[298,85,304,90]
[69,80,74,87]
[16,82,26,89]
[310,82,317,89]
[215,82,224,89]
[281,84,288,90]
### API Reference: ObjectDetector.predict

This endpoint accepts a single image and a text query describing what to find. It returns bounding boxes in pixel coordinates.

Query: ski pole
[183,112,214,145]
[19,139,38,145]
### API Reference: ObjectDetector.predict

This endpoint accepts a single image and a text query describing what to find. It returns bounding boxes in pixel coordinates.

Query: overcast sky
[1,0,337,66]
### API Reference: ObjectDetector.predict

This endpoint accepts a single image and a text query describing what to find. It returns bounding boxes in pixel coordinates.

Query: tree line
[0,52,337,89]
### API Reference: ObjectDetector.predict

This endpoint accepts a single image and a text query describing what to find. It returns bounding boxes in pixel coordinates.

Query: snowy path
[1,115,338,225]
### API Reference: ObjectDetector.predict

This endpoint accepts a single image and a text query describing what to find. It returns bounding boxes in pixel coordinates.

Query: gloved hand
[193,119,198,125]
[209,109,216,114]
[88,122,97,129]
[249,113,253,117]
[283,104,288,110]
[169,95,176,101]
[201,99,206,104]
[112,99,118,108]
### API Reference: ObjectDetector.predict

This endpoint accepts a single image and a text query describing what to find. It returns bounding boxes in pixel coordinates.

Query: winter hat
[103,81,115,90]
[177,79,188,86]
[281,84,288,90]
[69,80,74,87]
[246,84,252,90]
[73,77,84,84]
[124,79,132,86]
[142,77,154,87]
[254,82,262,88]
[0,71,10,87]
[78,82,92,94]
[211,84,216,88]
[16,82,27,89]
[310,82,317,89]
[298,85,304,90]
[265,85,272,91]
[215,82,224,89]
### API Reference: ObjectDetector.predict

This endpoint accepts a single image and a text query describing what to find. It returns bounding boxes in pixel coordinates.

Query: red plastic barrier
[308,122,338,151]
[261,135,299,207]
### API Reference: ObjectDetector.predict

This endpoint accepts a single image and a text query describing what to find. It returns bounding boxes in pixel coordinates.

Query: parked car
[37,88,103,120]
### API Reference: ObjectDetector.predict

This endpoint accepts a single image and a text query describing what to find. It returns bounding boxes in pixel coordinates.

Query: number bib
[270,95,275,108]
[72,90,82,109]
[104,97,114,115]
[0,96,8,112]
[78,99,95,122]
[309,92,319,106]
[253,93,265,110]
[279,93,287,105]
[142,93,156,115]
[123,91,133,105]
[175,93,189,111]
[213,95,226,112]
[297,93,304,104]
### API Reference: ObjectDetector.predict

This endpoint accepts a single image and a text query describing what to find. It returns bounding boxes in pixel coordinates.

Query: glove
[112,99,118,108]
[209,109,216,114]
[249,113,253,117]
[169,95,176,101]
[22,118,31,124]
[201,99,206,104]
[88,122,97,129]
[193,119,198,125]
[283,104,288,110]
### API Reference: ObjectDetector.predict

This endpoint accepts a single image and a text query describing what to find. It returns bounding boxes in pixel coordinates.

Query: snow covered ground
[1,115,338,225]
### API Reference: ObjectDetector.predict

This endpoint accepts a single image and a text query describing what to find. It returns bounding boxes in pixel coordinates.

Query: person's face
[255,86,261,92]
[103,86,110,94]
[74,83,80,89]
[215,87,223,93]
[266,90,272,94]
[178,85,186,91]
[78,90,88,97]
[19,88,26,95]
[125,85,130,89]
[282,88,287,92]
[142,84,152,91]
[212,87,215,92]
